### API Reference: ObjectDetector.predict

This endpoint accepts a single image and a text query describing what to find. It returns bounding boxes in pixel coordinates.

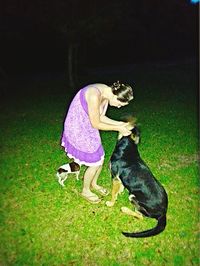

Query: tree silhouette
[0,0,197,86]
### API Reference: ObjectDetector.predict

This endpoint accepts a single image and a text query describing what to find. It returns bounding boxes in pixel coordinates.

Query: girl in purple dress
[61,81,134,203]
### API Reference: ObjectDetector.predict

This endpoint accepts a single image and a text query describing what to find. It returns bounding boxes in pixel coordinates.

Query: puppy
[56,162,80,186]
[106,126,168,238]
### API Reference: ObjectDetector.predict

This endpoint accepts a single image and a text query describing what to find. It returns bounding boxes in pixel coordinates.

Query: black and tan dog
[106,126,168,238]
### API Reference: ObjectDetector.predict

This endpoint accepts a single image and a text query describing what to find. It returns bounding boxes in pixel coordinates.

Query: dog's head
[118,116,137,139]
[118,117,140,144]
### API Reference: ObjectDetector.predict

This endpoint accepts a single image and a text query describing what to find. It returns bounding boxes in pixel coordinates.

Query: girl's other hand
[125,122,135,131]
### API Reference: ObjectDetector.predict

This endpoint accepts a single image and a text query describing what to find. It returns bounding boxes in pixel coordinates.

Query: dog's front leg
[106,177,123,207]
[59,175,68,187]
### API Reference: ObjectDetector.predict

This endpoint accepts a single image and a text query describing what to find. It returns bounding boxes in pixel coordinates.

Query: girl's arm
[86,89,131,136]
[100,115,126,126]
[98,93,127,126]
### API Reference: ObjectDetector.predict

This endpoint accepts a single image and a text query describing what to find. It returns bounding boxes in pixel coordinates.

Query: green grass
[0,63,199,265]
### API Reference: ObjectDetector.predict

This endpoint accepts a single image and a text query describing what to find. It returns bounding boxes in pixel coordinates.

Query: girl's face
[109,95,128,108]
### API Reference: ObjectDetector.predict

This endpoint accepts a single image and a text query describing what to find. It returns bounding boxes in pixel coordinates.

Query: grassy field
[0,62,199,265]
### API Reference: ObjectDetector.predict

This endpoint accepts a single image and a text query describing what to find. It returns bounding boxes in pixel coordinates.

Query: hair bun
[110,81,133,103]
[113,81,121,90]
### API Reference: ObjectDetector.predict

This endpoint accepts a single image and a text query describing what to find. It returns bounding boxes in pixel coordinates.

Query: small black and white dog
[106,126,168,238]
[56,162,80,186]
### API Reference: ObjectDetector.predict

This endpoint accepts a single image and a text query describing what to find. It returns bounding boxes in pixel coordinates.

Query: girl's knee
[98,163,104,170]
[95,165,103,171]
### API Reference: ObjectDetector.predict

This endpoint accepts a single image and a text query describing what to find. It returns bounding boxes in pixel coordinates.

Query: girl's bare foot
[81,189,101,204]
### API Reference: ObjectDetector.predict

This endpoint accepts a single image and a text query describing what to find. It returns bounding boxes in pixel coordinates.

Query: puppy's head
[130,126,140,144]
[56,164,70,180]
[57,167,68,179]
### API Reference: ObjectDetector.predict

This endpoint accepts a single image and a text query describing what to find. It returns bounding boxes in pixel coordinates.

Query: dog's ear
[131,126,140,134]
[130,127,140,144]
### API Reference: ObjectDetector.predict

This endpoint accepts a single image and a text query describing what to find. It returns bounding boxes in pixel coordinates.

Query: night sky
[0,0,198,76]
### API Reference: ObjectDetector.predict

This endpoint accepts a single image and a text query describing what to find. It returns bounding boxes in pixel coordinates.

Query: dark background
[0,0,198,82]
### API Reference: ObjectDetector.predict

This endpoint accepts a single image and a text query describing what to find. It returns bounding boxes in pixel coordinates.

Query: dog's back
[110,127,168,238]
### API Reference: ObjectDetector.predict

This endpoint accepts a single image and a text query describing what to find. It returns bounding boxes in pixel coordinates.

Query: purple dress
[61,86,105,166]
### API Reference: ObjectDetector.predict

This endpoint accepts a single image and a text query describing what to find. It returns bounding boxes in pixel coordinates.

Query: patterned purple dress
[61,86,105,166]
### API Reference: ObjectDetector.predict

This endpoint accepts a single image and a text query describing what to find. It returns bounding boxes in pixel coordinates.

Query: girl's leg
[81,165,100,201]
[91,165,103,189]
[91,164,109,196]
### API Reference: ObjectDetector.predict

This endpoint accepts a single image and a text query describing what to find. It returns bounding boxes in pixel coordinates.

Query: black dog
[106,126,168,238]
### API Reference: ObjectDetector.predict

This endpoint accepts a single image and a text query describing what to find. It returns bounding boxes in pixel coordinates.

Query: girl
[61,81,134,203]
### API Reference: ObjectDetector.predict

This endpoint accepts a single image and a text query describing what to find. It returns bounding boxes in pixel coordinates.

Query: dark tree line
[0,0,198,86]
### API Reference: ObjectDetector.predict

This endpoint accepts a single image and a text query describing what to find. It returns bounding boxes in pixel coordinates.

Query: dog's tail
[122,214,166,238]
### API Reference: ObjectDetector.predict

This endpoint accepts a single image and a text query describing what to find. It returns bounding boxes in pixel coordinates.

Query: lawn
[0,62,199,265]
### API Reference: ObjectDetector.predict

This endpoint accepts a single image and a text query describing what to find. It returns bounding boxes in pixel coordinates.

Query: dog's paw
[121,206,130,213]
[134,211,143,220]
[58,181,65,187]
[106,201,115,207]
[128,194,135,201]
[121,206,143,219]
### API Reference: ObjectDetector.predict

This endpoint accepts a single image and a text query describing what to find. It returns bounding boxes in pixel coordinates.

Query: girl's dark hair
[110,81,133,103]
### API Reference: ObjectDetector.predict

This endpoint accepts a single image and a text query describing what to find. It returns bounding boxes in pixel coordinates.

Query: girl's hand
[118,124,132,136]
[125,122,135,131]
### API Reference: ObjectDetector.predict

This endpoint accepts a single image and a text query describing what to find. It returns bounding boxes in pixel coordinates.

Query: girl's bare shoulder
[87,83,108,90]
[85,85,101,104]
[87,83,109,95]
[85,84,104,97]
